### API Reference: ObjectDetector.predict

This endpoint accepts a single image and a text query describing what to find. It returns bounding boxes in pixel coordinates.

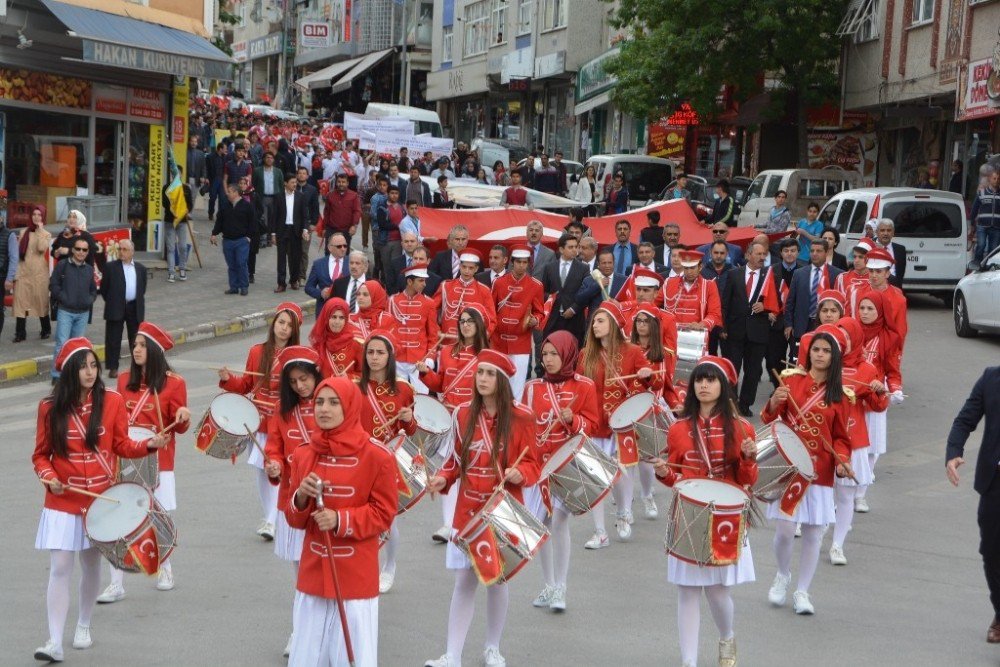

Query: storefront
[574,48,642,159]
[955,57,1000,197]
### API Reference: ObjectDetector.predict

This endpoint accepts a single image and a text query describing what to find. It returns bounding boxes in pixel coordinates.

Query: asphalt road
[3,294,999,667]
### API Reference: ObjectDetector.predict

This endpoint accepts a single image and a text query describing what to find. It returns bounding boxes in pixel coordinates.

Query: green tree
[605,0,849,166]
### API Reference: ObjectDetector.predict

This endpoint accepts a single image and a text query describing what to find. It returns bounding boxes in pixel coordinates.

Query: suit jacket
[386,254,413,294]
[830,251,849,271]
[423,272,444,297]
[784,263,844,337]
[100,260,146,322]
[296,182,321,227]
[528,244,556,281]
[720,265,770,344]
[271,190,307,237]
[946,366,1000,495]
[332,273,367,302]
[475,269,505,288]
[884,241,907,287]
[429,249,461,280]
[630,261,669,278]
[541,258,589,340]
[575,271,629,316]
[304,255,345,311]
[432,191,456,208]
[252,166,284,200]
[696,241,745,266]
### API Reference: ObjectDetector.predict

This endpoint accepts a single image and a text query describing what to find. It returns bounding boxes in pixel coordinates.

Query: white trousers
[397,361,429,395]
[289,592,378,667]
[510,354,529,401]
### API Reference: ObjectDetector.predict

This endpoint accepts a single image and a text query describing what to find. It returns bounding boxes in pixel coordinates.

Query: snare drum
[455,490,549,585]
[84,482,176,575]
[675,329,709,385]
[195,393,261,459]
[412,395,453,473]
[665,478,749,566]
[118,426,159,489]
[387,433,429,515]
[608,392,673,461]
[753,421,816,502]
[541,434,621,515]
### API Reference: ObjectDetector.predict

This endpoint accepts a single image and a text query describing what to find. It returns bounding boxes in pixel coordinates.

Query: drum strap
[442,353,479,397]
[292,405,312,446]
[543,382,570,438]
[476,412,505,479]
[70,409,116,480]
[365,383,394,441]
[692,417,716,479]
[127,387,153,425]
[787,385,826,429]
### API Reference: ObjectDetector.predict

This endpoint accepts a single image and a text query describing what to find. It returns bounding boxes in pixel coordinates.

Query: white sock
[256,469,278,525]
[484,581,509,650]
[677,585,701,665]
[591,496,607,534]
[797,525,824,592]
[773,519,796,577]
[445,569,479,662]
[552,508,572,587]
[160,559,172,575]
[537,518,554,587]
[704,584,735,640]
[382,522,400,575]
[77,548,101,629]
[612,469,634,518]
[442,484,458,527]
[856,483,870,500]
[832,485,855,547]
[109,562,125,588]
[46,550,74,645]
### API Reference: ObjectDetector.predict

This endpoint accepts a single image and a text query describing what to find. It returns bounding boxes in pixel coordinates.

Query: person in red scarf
[653,356,757,667]
[286,376,396,667]
[424,350,540,667]
[31,338,166,663]
[761,331,852,616]
[98,323,190,603]
[520,331,599,613]
[311,298,363,379]
[350,279,388,339]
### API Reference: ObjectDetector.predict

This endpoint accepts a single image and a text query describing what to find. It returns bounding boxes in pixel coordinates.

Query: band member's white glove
[889,390,905,406]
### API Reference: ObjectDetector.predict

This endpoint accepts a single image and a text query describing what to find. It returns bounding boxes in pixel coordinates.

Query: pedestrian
[320,173,361,249]
[210,183,255,296]
[161,169,194,283]
[945,365,1000,644]
[49,238,97,381]
[765,191,792,233]
[501,170,529,207]
[971,170,1000,264]
[380,186,405,282]
[206,143,228,220]
[271,173,308,293]
[51,210,99,267]
[99,239,146,379]
[304,233,349,313]
[370,177,390,280]
[295,166,321,284]
[708,181,736,227]
[186,134,207,207]
[794,202,824,262]
[604,172,629,214]
[13,207,52,342]
[0,201,19,340]
[253,151,284,252]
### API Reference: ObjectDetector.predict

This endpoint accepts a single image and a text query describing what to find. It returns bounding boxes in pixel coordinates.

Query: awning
[42,0,233,81]
[575,91,611,115]
[294,57,361,91]
[330,49,395,94]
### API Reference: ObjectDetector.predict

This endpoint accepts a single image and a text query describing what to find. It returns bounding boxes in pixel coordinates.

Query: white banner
[343,111,413,140]
[376,134,454,158]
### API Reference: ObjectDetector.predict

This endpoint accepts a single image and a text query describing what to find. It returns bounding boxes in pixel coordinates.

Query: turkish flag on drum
[709,513,741,565]
[615,430,639,467]
[779,472,811,517]
[123,525,160,576]
[468,527,504,586]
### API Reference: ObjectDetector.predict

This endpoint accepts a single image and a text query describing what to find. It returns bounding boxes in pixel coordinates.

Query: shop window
[463,1,490,57]
[542,0,566,30]
[912,0,933,24]
[442,25,453,63]
[517,0,533,35]
[856,0,879,41]
[492,0,508,44]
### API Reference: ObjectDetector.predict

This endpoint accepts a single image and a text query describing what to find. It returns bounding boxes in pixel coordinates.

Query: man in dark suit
[100,239,146,378]
[610,219,639,276]
[874,218,907,288]
[633,242,669,277]
[331,251,370,312]
[656,223,683,266]
[252,152,283,246]
[305,232,349,312]
[784,239,844,360]
[541,234,588,347]
[575,248,628,319]
[386,233,420,295]
[765,238,806,387]
[271,174,308,292]
[946,366,1000,643]
[476,244,509,287]
[719,240,770,416]
[411,247,443,296]
[526,220,556,280]
[295,166,321,283]
[428,225,470,280]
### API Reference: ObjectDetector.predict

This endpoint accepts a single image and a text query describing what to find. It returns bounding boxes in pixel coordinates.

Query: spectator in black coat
[100,239,146,377]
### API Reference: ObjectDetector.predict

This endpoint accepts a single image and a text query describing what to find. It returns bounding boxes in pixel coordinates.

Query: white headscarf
[68,209,87,231]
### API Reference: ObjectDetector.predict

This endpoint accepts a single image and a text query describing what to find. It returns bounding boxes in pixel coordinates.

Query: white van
[364,103,443,137]
[738,168,860,228]
[818,187,969,302]
[584,155,675,209]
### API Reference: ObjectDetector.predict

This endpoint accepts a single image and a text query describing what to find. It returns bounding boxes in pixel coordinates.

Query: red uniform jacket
[840,362,889,449]
[117,371,191,471]
[219,343,281,434]
[577,342,661,439]
[659,415,758,487]
[661,276,722,329]
[33,390,154,515]
[521,375,600,465]
[433,277,497,337]
[836,270,869,315]
[359,379,418,443]
[438,404,540,533]
[420,344,479,411]
[287,439,397,600]
[386,292,440,363]
[759,370,852,487]
[861,331,903,393]
[490,273,544,355]
[316,338,364,379]
[265,400,316,512]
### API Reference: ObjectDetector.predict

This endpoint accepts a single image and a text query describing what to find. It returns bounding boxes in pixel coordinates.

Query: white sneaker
[794,523,802,537]
[854,497,870,513]
[615,514,632,541]
[283,633,293,658]
[584,531,609,550]
[482,646,506,667]
[792,590,815,615]
[719,637,737,667]
[379,570,395,593]
[642,496,658,519]
[829,544,847,566]
[624,508,635,525]
[167,273,176,283]
[179,270,188,281]
[33,640,63,662]
[72,625,92,650]
[432,526,451,544]
[532,584,556,607]
[258,521,275,540]
[549,585,566,612]
[768,572,791,606]
[424,654,457,667]
[156,569,175,591]
[96,582,125,604]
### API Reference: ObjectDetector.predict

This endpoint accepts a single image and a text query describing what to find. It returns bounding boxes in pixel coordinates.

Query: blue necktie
[616,245,626,275]
[808,266,820,318]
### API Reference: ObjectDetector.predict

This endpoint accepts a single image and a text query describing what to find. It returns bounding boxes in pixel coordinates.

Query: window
[883,202,962,238]
[542,0,566,30]
[818,201,840,227]
[463,1,490,57]
[745,175,766,201]
[856,0,879,41]
[517,0,533,35]
[442,26,453,62]
[798,178,848,198]
[848,201,869,233]
[492,0,508,44]
[912,0,933,23]
[764,176,783,198]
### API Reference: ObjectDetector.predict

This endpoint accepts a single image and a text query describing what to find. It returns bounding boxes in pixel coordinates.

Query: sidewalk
[0,206,325,383]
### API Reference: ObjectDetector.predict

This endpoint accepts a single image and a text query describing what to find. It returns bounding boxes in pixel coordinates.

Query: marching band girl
[577,301,660,548]
[815,290,845,326]
[350,280,388,339]
[521,331,599,612]
[762,331,852,616]
[424,350,540,667]
[263,345,322,657]
[97,323,191,603]
[653,356,757,667]
[357,330,417,593]
[286,376,397,667]
[219,302,302,540]
[31,338,166,662]
[312,297,364,379]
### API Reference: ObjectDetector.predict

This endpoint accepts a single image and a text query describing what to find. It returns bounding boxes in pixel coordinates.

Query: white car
[954,246,1000,337]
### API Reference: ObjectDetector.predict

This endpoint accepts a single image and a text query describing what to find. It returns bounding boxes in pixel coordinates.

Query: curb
[0,299,316,384]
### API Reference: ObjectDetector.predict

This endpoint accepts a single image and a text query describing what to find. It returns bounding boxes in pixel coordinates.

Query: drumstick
[244,423,267,460]
[431,331,459,353]
[498,444,532,487]
[335,360,356,377]
[381,403,415,430]
[153,390,165,432]
[605,369,668,383]
[779,360,891,396]
[207,365,267,377]
[313,488,357,666]
[42,479,120,503]
[539,396,579,443]
[155,418,181,438]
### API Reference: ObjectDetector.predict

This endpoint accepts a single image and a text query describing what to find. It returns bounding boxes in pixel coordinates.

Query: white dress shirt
[346,273,367,302]
[284,192,295,226]
[328,255,344,281]
[262,167,276,195]
[123,260,137,302]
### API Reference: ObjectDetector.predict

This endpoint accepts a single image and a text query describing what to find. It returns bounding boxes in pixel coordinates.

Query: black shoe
[12,334,25,343]
[107,369,118,379]
[225,289,238,295]
[40,331,50,340]
[738,404,753,418]
[240,288,248,296]
[248,275,255,284]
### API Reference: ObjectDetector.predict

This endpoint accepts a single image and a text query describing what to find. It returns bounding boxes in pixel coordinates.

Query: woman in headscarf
[12,207,52,342]
[51,210,99,267]
[350,280,387,339]
[311,297,363,379]
[520,331,599,613]
[286,376,397,667]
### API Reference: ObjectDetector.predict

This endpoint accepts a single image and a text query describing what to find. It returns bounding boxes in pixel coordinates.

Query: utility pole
[399,0,408,105]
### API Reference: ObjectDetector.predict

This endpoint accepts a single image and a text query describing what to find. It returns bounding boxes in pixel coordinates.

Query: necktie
[560,261,569,286]
[349,278,358,312]
[406,255,412,268]
[809,267,820,318]
[746,270,755,299]
[452,252,460,278]
[615,245,625,275]
[331,258,341,281]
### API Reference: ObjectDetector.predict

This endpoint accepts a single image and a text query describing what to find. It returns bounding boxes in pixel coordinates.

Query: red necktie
[746,270,754,297]
[331,259,341,281]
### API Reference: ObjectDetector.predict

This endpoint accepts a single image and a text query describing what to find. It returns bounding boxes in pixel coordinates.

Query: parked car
[516,157,584,182]
[738,168,860,228]
[954,245,1000,337]
[585,155,675,209]
[647,175,751,221]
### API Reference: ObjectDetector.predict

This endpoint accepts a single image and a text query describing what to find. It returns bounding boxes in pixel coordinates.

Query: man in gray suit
[527,220,556,279]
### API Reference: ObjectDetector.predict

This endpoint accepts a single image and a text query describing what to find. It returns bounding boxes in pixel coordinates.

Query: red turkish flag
[536,294,557,330]
[709,513,742,565]
[779,472,811,517]
[614,273,636,302]
[123,524,160,576]
[468,527,504,586]
[615,430,639,467]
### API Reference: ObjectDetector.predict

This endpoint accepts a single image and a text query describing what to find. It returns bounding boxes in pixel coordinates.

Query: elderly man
[333,250,370,313]
[658,222,682,266]
[696,222,745,266]
[100,239,146,378]
[428,225,471,280]
[577,236,599,272]
[305,232,350,311]
[873,218,907,288]
[526,220,556,279]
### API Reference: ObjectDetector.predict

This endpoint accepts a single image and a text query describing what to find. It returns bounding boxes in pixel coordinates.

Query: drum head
[608,392,654,430]
[774,422,815,478]
[128,426,156,442]
[541,435,585,477]
[413,395,451,434]
[675,478,749,509]
[85,483,152,541]
[211,392,260,435]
